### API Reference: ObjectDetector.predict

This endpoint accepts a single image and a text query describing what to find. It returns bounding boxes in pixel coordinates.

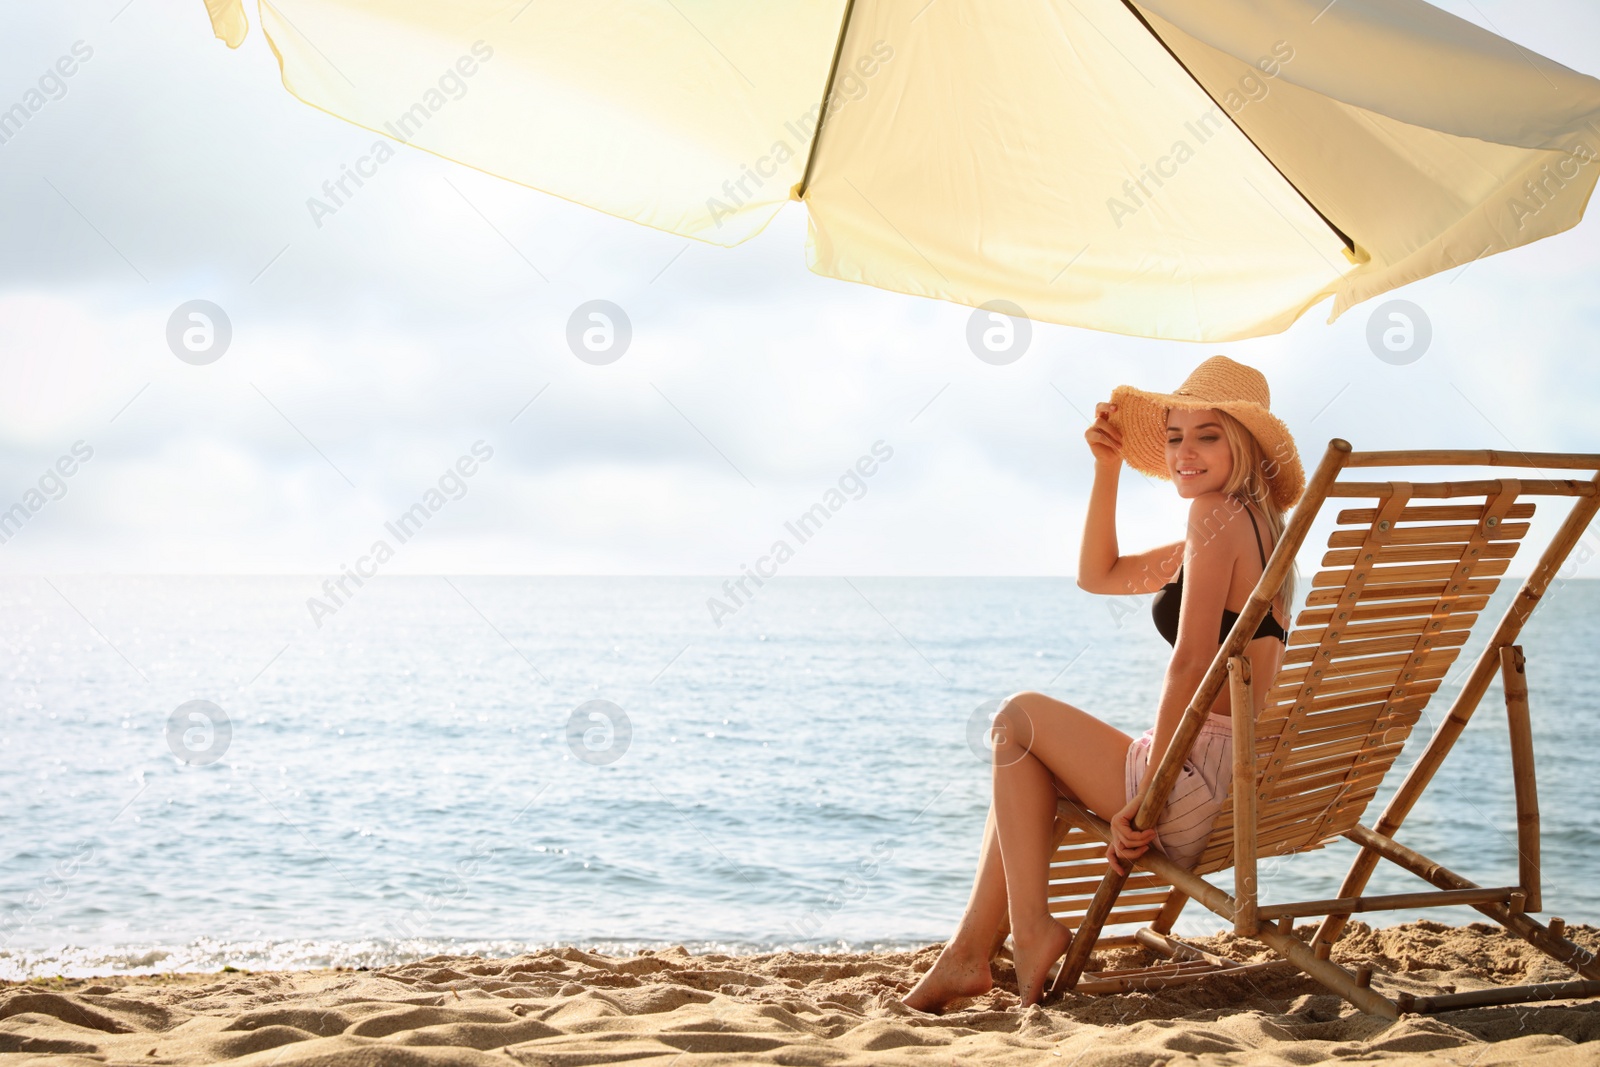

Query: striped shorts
[1124,716,1233,870]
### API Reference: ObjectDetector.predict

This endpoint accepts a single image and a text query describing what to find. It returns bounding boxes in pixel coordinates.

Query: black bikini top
[1151,504,1288,647]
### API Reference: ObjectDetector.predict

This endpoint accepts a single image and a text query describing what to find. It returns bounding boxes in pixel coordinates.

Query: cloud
[1,0,1597,577]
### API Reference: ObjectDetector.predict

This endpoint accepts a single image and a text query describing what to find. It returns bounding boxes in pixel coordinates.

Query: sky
[2,0,1598,578]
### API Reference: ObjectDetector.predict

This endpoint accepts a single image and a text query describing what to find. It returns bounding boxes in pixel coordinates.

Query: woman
[902,355,1304,1012]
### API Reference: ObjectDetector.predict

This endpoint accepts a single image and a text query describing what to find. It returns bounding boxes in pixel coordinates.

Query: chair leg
[1051,867,1126,993]
[1252,919,1399,1020]
[1151,889,1188,934]
[1345,824,1600,980]
[1229,656,1258,937]
[1501,645,1541,913]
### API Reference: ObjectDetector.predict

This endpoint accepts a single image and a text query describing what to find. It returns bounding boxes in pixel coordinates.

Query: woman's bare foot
[901,942,993,1013]
[1009,914,1072,1007]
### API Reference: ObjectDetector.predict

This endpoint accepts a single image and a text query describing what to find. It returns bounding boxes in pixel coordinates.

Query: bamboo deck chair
[1042,439,1600,1018]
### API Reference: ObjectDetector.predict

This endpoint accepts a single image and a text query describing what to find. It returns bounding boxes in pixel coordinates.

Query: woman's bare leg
[905,692,1131,1012]
[991,691,1133,1006]
[901,805,1009,1011]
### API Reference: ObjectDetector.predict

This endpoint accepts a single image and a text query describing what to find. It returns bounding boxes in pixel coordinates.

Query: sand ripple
[2,921,1598,1065]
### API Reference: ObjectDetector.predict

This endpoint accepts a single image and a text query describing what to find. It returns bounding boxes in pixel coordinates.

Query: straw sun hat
[1106,355,1305,509]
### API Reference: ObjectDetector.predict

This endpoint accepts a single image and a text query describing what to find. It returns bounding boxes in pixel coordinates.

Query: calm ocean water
[2,575,1596,979]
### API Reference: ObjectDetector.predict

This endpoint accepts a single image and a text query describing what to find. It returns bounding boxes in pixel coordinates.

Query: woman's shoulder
[1183,491,1259,548]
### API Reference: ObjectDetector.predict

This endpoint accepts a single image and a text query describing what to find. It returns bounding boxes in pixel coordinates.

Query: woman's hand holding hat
[1085,401,1123,465]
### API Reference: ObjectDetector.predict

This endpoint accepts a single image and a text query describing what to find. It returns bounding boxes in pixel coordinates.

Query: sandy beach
[2,921,1596,1065]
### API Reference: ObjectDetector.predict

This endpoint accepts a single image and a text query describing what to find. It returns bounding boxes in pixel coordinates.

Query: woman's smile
[1165,408,1234,496]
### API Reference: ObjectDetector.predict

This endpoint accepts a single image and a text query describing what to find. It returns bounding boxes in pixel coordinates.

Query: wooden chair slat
[1326,520,1529,547]
[1266,683,1442,719]
[1282,658,1452,700]
[1286,615,1474,653]
[1268,757,1396,800]
[1281,701,1402,732]
[1310,557,1510,587]
[1294,595,1491,627]
[1303,577,1500,605]
[1276,734,1371,768]
[1284,657,1460,700]
[1052,843,1116,863]
[1050,873,1167,895]
[1050,906,1167,928]
[1278,640,1463,681]
[1280,739,1408,771]
[1051,889,1173,915]
[1334,501,1536,525]
[1321,541,1519,568]
[1253,817,1334,852]
[1279,721,1383,757]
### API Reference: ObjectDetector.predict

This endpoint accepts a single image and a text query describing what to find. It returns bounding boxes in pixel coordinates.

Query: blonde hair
[1214,408,1297,627]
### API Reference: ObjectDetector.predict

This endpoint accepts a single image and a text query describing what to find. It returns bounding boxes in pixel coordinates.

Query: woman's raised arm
[1076,401,1183,596]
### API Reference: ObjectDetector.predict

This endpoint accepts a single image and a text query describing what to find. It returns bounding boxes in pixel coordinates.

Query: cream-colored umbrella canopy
[205,0,1600,341]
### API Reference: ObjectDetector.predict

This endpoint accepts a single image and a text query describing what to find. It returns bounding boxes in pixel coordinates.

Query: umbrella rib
[795,0,859,201]
[1115,0,1358,260]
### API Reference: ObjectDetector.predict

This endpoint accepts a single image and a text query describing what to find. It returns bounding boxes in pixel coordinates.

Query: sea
[2,575,1596,980]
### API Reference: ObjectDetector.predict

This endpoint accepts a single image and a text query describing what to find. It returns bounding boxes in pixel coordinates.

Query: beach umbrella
[203,0,1600,341]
